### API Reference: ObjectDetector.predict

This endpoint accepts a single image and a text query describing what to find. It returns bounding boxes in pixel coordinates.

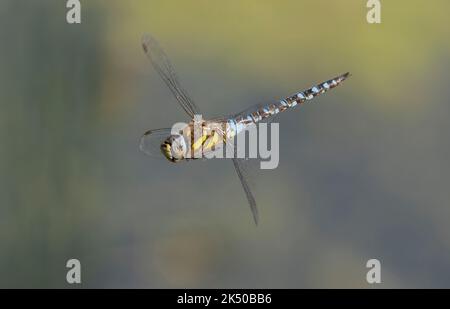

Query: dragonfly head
[161,134,187,162]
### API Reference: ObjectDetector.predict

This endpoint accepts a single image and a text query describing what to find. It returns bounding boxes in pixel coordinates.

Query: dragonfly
[139,34,350,225]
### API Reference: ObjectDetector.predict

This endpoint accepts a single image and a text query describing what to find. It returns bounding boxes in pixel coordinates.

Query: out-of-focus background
[1,0,450,288]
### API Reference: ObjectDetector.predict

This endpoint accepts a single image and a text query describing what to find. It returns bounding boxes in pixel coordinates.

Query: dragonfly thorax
[161,134,187,163]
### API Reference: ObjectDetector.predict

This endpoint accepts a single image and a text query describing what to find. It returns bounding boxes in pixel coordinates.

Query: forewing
[142,34,200,118]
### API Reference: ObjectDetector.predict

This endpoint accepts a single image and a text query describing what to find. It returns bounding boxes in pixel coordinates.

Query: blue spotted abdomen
[232,72,350,133]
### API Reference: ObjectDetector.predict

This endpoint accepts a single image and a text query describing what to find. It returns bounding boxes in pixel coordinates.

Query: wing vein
[232,158,259,225]
[142,34,200,118]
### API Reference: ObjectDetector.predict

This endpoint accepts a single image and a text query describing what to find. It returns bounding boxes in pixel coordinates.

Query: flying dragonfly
[139,34,350,225]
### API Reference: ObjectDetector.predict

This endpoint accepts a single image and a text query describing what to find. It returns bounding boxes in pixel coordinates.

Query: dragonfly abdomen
[284,72,350,107]
[234,72,350,131]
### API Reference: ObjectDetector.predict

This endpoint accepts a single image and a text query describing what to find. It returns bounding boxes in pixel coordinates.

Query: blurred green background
[1,0,450,288]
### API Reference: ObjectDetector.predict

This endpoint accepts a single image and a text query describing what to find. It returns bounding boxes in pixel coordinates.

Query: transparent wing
[142,34,200,118]
[232,158,259,225]
[139,128,172,158]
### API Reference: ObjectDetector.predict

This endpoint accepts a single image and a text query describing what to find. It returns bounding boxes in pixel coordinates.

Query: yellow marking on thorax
[204,131,220,150]
[191,130,222,155]
[192,133,208,152]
